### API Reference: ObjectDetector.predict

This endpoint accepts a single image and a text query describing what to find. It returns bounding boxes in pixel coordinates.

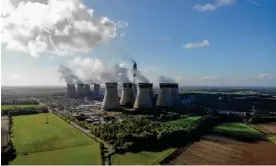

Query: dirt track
[254,123,276,135]
[167,135,276,165]
[1,116,9,147]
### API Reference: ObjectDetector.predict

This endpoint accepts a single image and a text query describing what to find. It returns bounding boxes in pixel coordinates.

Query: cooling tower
[84,84,92,97]
[171,83,182,106]
[156,83,172,108]
[77,84,85,97]
[66,84,76,97]
[101,83,121,110]
[133,83,153,109]
[93,84,100,96]
[120,83,135,107]
[149,83,155,106]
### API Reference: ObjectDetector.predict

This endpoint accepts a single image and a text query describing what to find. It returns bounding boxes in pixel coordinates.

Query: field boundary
[246,123,276,144]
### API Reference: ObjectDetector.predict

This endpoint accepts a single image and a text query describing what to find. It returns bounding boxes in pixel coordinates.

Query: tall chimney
[171,83,182,106]
[66,84,76,97]
[133,83,153,109]
[93,84,100,96]
[77,84,85,97]
[101,83,121,110]
[149,83,155,106]
[120,83,134,107]
[84,84,92,97]
[156,83,172,108]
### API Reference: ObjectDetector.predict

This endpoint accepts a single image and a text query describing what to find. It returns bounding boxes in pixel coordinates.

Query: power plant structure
[66,84,77,97]
[133,83,153,109]
[120,83,135,107]
[149,83,155,106]
[84,84,92,97]
[171,83,182,106]
[101,83,121,110]
[93,84,100,96]
[76,83,86,98]
[156,83,172,108]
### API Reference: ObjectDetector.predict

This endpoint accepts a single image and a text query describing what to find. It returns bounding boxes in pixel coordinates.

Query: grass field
[212,123,267,140]
[11,113,101,165]
[111,148,176,165]
[1,104,40,110]
[166,116,201,128]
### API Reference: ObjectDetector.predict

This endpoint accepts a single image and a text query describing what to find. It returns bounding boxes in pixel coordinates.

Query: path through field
[167,135,276,165]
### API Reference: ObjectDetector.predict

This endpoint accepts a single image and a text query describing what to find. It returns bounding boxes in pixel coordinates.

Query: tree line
[2,107,49,116]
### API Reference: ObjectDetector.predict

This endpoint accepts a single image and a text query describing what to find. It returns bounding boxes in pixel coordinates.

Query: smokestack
[66,84,76,97]
[171,83,182,106]
[133,83,153,109]
[120,83,134,107]
[77,84,85,97]
[156,83,172,108]
[149,83,155,106]
[93,84,100,96]
[84,84,92,97]
[101,83,121,110]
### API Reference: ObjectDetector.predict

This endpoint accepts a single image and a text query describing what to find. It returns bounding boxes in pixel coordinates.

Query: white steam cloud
[1,0,124,56]
[158,75,176,83]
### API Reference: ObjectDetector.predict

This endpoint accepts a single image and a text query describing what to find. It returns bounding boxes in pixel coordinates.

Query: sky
[1,0,276,86]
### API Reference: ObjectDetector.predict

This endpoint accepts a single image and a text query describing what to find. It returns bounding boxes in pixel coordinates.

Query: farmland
[111,148,176,165]
[1,104,40,110]
[11,113,101,165]
[168,135,276,165]
[212,123,267,140]
[166,116,201,128]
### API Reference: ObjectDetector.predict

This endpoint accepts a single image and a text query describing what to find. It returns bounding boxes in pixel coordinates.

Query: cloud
[1,0,126,57]
[245,0,261,6]
[160,36,170,41]
[9,73,21,80]
[183,40,210,49]
[258,74,272,79]
[193,0,236,12]
[158,75,176,83]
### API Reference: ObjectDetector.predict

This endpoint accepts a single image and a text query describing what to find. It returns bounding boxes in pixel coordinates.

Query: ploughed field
[1,116,9,146]
[168,135,276,165]
[254,123,276,135]
[11,113,101,165]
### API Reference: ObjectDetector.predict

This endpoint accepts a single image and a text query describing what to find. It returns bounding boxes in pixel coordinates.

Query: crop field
[166,116,201,128]
[111,148,176,165]
[1,104,40,110]
[254,123,276,135]
[11,113,101,165]
[168,135,276,165]
[212,122,267,140]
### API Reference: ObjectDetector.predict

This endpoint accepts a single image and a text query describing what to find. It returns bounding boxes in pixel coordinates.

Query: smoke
[57,65,78,84]
[1,0,125,57]
[136,70,150,83]
[158,75,177,83]
[111,64,131,83]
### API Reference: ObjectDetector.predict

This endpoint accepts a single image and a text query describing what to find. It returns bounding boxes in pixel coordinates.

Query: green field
[166,116,201,128]
[1,104,40,110]
[212,123,267,140]
[111,148,176,165]
[11,113,101,165]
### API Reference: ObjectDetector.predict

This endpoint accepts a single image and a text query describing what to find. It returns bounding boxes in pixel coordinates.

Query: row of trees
[1,98,38,105]
[1,115,16,165]
[2,107,49,116]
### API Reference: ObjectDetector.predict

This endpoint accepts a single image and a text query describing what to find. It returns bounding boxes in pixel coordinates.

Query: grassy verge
[111,148,176,165]
[11,113,101,165]
[1,104,40,110]
[166,116,202,128]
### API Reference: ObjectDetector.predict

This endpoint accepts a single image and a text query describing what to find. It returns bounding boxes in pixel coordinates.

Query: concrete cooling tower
[133,83,153,109]
[101,83,121,110]
[120,83,135,107]
[66,84,76,97]
[156,83,172,108]
[84,84,92,97]
[149,83,155,106]
[171,83,182,106]
[77,84,86,97]
[93,84,100,96]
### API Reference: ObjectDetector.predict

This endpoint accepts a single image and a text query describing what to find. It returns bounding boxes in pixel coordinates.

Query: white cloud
[183,40,210,49]
[193,0,236,12]
[1,0,126,57]
[9,73,21,80]
[258,74,272,79]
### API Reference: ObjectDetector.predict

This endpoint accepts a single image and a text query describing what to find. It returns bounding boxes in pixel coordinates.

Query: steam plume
[57,65,78,84]
[158,75,176,83]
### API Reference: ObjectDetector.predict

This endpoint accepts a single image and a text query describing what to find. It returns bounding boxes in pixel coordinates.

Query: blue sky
[1,0,276,86]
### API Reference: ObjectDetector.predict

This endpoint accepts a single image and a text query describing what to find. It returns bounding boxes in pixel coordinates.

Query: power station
[101,83,121,110]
